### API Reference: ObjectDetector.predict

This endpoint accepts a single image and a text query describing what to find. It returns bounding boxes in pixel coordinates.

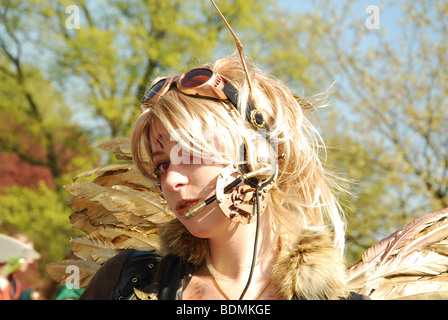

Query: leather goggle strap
[223,82,270,136]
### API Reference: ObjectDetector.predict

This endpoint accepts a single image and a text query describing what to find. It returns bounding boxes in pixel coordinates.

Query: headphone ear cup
[240,135,277,186]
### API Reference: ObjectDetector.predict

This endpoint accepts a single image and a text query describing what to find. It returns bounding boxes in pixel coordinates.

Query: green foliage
[320,111,399,265]
[0,182,82,276]
[36,0,269,138]
[305,0,448,264]
[0,0,100,276]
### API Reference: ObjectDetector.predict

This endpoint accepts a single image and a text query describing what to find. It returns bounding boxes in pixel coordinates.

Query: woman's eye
[155,161,170,177]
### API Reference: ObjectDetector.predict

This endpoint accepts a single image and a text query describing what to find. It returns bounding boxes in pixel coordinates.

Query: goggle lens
[180,68,213,88]
[143,78,167,103]
[141,68,223,108]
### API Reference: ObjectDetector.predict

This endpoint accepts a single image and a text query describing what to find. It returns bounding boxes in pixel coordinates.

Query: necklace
[210,274,272,300]
[206,254,272,300]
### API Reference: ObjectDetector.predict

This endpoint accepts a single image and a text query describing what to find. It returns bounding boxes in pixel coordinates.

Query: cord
[238,183,261,300]
[238,140,277,300]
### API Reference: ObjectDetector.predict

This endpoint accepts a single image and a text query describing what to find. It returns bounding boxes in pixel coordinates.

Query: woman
[80,55,356,300]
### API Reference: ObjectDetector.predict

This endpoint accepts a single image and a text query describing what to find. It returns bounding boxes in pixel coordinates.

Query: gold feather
[106,185,173,221]
[88,227,161,251]
[348,208,448,299]
[96,138,133,160]
[72,162,133,182]
[70,237,118,264]
[46,259,100,288]
[47,137,174,288]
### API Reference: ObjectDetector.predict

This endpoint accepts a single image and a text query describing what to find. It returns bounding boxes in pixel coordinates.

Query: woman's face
[149,119,234,238]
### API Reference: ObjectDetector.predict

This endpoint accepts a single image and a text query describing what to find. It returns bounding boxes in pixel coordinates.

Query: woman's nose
[162,165,188,192]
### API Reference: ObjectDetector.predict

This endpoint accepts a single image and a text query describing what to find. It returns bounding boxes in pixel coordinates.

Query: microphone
[184,165,273,219]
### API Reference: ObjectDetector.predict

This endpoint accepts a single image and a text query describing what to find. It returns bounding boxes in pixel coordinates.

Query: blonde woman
[80,56,361,300]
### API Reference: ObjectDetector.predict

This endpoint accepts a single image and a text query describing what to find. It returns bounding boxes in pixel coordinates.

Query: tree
[0,183,83,274]
[0,1,98,184]
[35,0,271,138]
[321,111,402,264]
[288,0,448,260]
[0,0,99,274]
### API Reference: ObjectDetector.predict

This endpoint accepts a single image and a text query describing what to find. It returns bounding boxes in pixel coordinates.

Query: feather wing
[47,138,174,287]
[46,259,100,288]
[347,208,448,299]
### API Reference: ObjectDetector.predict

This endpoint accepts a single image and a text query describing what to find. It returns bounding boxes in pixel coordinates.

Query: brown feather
[46,259,100,288]
[47,138,172,287]
[348,208,448,299]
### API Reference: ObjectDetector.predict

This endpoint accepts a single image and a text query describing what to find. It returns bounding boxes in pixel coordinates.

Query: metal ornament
[215,164,275,224]
[250,110,266,129]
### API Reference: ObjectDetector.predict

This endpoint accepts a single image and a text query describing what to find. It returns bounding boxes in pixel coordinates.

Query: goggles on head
[140,67,267,131]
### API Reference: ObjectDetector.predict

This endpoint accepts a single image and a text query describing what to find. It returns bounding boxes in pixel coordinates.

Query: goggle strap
[223,82,270,135]
[223,81,239,109]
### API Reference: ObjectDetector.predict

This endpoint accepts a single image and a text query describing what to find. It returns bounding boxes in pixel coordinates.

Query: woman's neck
[206,209,279,283]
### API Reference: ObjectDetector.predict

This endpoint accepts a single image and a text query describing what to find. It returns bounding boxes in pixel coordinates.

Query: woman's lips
[175,199,200,215]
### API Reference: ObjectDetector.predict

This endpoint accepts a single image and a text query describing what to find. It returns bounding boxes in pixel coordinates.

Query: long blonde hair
[131,55,347,253]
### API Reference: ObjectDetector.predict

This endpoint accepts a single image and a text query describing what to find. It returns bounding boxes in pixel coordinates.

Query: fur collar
[159,219,349,300]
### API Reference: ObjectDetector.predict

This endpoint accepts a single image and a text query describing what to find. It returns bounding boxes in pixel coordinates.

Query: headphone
[224,81,278,184]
